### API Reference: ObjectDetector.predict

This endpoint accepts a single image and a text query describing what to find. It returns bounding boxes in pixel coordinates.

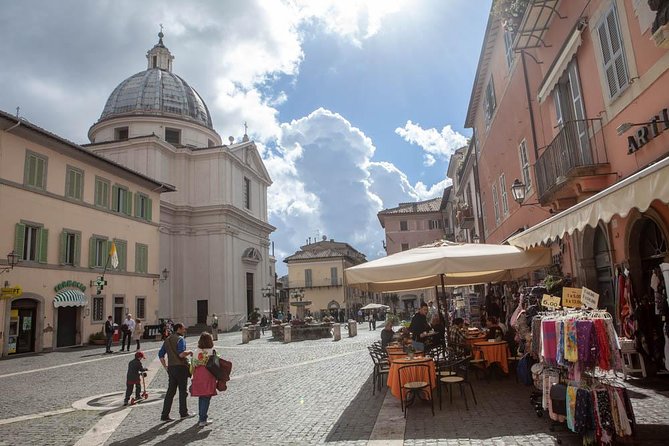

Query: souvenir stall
[528,309,636,445]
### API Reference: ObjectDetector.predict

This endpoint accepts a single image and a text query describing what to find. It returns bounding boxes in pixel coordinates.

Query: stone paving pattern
[0,326,667,445]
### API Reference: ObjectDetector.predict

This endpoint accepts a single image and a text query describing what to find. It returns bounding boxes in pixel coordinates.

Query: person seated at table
[380,320,395,348]
[409,302,431,352]
[485,316,504,341]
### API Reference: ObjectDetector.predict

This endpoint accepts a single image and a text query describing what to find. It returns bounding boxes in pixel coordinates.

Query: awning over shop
[53,289,87,308]
[508,156,669,249]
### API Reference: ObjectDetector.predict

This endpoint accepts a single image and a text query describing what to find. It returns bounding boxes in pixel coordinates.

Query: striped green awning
[53,289,87,308]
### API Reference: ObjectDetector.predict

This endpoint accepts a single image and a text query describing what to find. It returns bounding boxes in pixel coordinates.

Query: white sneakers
[198,420,213,427]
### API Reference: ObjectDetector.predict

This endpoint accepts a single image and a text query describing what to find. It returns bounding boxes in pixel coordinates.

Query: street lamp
[261,284,273,311]
[0,251,20,275]
[290,288,304,302]
[153,268,170,285]
[511,179,553,213]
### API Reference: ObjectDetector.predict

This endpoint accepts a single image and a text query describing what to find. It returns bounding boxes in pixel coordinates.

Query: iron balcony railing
[534,118,608,202]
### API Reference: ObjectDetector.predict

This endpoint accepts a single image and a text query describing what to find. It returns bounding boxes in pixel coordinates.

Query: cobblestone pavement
[0,326,667,445]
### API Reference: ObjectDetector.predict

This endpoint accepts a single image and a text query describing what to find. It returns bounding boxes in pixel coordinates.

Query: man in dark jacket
[409,302,431,351]
[124,351,148,405]
[104,316,114,354]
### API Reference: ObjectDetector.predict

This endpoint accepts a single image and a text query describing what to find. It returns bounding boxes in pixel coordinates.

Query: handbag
[205,349,225,380]
[216,357,233,391]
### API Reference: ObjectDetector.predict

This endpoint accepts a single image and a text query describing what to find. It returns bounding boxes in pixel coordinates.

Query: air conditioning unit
[652,24,669,49]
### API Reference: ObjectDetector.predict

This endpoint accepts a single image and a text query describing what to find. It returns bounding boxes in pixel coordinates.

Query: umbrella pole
[439,274,450,332]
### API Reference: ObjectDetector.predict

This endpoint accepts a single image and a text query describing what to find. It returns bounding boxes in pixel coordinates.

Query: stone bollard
[242,327,250,344]
[283,324,292,343]
[348,320,357,337]
[333,324,341,341]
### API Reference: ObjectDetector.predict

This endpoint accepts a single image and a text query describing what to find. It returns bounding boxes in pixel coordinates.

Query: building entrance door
[197,300,208,324]
[56,307,77,347]
[10,299,37,354]
[246,272,254,317]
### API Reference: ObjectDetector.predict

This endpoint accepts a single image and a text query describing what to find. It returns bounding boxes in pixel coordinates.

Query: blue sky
[0,0,491,274]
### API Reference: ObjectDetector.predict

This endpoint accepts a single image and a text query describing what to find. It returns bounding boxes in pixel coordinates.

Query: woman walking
[190,332,219,427]
[133,318,143,350]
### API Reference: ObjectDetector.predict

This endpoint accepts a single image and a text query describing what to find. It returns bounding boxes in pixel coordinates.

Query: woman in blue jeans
[190,332,219,427]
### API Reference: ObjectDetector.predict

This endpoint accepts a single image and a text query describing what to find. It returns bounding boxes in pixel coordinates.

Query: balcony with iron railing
[534,118,610,205]
[287,278,344,289]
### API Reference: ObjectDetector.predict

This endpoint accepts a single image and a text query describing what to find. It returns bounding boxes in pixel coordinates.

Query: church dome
[97,32,213,129]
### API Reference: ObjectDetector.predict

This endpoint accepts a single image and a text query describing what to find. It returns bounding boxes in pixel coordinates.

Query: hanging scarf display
[564,319,578,362]
[576,320,594,367]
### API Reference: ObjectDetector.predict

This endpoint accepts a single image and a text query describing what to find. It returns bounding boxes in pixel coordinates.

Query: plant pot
[90,339,106,345]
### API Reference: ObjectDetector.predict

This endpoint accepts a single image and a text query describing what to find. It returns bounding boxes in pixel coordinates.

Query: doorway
[246,272,254,316]
[593,226,615,321]
[10,299,37,354]
[197,300,208,325]
[57,307,78,347]
[113,296,125,326]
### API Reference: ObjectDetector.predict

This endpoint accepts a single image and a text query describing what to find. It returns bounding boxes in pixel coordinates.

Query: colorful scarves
[566,385,578,431]
[564,319,578,362]
[541,319,557,365]
[576,320,594,367]
[593,319,611,370]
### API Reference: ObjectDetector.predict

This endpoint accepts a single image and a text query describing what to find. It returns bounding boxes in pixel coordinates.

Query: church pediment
[229,142,272,185]
[242,247,263,264]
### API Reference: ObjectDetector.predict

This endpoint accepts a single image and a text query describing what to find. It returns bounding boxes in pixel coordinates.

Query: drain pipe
[521,50,539,160]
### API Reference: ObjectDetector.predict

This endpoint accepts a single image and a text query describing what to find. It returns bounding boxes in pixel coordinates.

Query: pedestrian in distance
[124,351,148,405]
[190,332,220,427]
[120,313,135,352]
[260,315,268,335]
[159,322,194,421]
[104,315,114,353]
[133,318,143,351]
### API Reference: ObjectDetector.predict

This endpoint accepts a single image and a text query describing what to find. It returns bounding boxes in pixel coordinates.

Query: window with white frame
[597,3,630,99]
[92,296,104,322]
[518,140,532,192]
[135,193,152,221]
[504,30,515,68]
[60,230,81,266]
[90,236,108,268]
[112,185,132,215]
[492,184,500,224]
[499,174,509,216]
[15,222,47,263]
[484,78,496,127]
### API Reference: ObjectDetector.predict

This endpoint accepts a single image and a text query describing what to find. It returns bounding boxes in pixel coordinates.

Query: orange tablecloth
[465,335,487,347]
[387,350,406,364]
[473,341,510,374]
[387,357,436,399]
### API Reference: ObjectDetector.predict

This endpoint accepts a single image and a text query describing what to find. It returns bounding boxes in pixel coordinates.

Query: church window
[114,127,128,141]
[152,55,157,68]
[244,177,251,209]
[165,128,181,145]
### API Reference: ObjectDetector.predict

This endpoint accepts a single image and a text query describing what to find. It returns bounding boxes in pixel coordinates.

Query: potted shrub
[248,308,261,325]
[89,331,106,345]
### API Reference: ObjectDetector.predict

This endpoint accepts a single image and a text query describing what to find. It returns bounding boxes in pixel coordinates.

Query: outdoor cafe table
[387,356,436,399]
[465,334,487,348]
[473,340,510,374]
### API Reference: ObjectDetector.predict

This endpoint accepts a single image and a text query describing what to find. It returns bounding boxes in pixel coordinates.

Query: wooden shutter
[147,198,153,221]
[38,228,48,263]
[14,223,26,258]
[134,194,140,217]
[598,5,629,99]
[125,191,133,215]
[135,244,141,273]
[89,237,96,268]
[117,241,126,271]
[59,231,67,264]
[112,185,119,211]
[36,157,45,189]
[74,233,81,266]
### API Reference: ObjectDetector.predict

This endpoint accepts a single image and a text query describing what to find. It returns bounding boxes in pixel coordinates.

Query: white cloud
[395,120,468,161]
[423,153,436,167]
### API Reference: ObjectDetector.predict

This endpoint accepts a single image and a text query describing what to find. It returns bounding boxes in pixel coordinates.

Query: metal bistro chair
[398,363,434,418]
[368,349,390,395]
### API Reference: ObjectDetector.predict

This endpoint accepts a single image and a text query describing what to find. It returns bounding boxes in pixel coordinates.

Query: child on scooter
[124,351,148,406]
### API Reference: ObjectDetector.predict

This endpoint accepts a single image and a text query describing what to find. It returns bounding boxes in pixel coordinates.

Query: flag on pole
[109,241,119,269]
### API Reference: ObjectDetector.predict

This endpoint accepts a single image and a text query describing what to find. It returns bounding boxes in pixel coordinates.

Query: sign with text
[562,287,583,308]
[542,294,562,309]
[1,285,22,299]
[581,287,600,309]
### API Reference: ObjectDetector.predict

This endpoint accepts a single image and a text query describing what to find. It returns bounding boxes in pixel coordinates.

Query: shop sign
[627,107,669,154]
[54,280,86,293]
[562,287,583,308]
[542,294,562,309]
[581,287,599,309]
[1,285,23,299]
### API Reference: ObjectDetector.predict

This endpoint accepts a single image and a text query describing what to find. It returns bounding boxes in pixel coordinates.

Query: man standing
[409,302,431,352]
[120,314,135,352]
[104,316,114,354]
[159,323,194,421]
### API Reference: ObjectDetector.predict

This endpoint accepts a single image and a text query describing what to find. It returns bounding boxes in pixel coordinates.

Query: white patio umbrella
[345,240,551,292]
[360,303,390,311]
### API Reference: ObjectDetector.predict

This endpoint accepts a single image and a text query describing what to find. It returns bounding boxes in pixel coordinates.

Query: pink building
[466,0,669,354]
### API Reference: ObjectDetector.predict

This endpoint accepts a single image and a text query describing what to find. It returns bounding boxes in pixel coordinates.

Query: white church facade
[86,32,275,330]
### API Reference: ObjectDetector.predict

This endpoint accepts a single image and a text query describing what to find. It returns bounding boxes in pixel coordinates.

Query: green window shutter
[65,170,71,197]
[135,244,141,273]
[134,194,140,217]
[112,186,119,211]
[59,231,67,264]
[94,180,100,205]
[143,246,148,273]
[103,182,109,207]
[24,155,31,186]
[125,191,133,215]
[147,198,153,221]
[36,158,45,189]
[74,233,81,266]
[38,228,48,263]
[14,223,26,258]
[88,237,96,268]
[119,242,127,271]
